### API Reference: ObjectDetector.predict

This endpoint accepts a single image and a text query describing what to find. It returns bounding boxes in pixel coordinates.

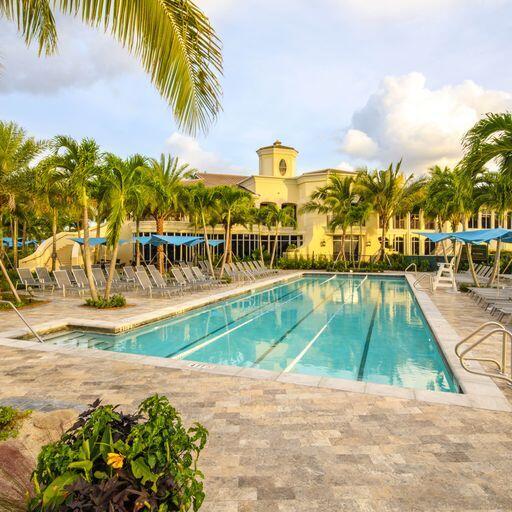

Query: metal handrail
[0,300,44,343]
[405,263,417,273]
[413,273,432,291]
[455,321,511,384]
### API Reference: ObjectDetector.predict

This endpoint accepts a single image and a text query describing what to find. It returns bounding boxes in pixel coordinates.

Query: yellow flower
[107,452,125,469]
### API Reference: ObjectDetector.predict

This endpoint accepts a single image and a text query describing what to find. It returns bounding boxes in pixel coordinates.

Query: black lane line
[165,281,312,358]
[356,280,383,381]
[251,281,342,366]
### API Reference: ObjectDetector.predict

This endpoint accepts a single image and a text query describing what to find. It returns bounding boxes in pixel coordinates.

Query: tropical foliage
[0,0,223,134]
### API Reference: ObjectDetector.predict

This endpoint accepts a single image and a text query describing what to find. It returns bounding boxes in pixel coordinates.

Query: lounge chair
[105,267,132,290]
[72,268,95,291]
[170,268,194,292]
[181,266,211,289]
[92,267,108,289]
[255,260,278,275]
[35,267,56,290]
[53,270,85,296]
[234,262,255,281]
[123,266,137,284]
[192,266,222,287]
[135,270,178,298]
[16,268,44,291]
[147,267,182,294]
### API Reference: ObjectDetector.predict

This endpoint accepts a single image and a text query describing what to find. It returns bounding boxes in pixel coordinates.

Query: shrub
[0,406,31,441]
[29,395,208,511]
[84,294,127,309]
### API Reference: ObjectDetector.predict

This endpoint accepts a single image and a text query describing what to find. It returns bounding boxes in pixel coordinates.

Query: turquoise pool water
[47,275,459,393]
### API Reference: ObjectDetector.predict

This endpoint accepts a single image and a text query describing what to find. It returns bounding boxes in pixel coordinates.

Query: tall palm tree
[214,186,252,277]
[52,135,103,300]
[103,154,146,298]
[35,157,70,271]
[251,205,271,264]
[0,121,45,300]
[476,171,512,285]
[355,162,425,261]
[267,205,297,268]
[187,183,218,276]
[1,0,222,134]
[146,154,193,273]
[301,175,357,262]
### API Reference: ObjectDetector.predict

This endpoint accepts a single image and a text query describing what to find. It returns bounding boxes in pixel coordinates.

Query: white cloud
[0,15,137,94]
[165,132,230,172]
[336,161,355,172]
[341,129,378,158]
[339,72,512,174]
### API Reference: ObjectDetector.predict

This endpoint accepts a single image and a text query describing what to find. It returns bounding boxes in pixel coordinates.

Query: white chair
[432,258,456,291]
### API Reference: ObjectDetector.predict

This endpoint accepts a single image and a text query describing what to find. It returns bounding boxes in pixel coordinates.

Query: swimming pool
[47,275,459,393]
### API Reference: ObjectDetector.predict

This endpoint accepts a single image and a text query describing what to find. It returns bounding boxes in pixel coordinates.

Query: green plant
[84,294,127,309]
[0,406,31,441]
[29,395,208,511]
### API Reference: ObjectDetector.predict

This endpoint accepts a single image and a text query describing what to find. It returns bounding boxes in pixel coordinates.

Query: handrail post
[0,299,44,343]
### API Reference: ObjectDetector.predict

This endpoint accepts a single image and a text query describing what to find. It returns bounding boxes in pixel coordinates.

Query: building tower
[256,140,298,178]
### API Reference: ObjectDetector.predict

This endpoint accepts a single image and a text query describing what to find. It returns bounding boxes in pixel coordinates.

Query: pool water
[47,275,459,393]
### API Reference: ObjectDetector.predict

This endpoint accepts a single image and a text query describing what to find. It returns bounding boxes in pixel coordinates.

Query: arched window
[279,159,287,176]
[281,203,297,221]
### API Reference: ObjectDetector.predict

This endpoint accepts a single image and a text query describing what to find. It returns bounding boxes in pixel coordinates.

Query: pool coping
[0,271,510,412]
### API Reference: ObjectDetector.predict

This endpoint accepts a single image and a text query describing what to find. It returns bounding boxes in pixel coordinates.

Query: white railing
[405,263,417,273]
[0,300,44,343]
[413,273,432,291]
[455,321,511,385]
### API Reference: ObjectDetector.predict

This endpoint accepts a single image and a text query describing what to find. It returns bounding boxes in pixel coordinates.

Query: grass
[0,294,44,310]
[0,406,31,441]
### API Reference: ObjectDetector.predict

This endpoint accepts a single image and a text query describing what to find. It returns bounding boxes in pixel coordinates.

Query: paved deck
[0,278,511,511]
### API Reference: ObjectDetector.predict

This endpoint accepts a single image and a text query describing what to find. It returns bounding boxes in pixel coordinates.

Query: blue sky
[1,0,511,176]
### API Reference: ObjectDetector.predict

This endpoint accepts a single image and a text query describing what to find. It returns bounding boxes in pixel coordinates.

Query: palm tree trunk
[219,211,231,279]
[12,216,18,268]
[466,243,479,288]
[82,196,98,301]
[156,216,165,274]
[135,218,141,266]
[104,241,119,299]
[0,257,20,302]
[21,221,27,253]
[488,239,502,287]
[51,207,58,271]
[201,212,215,277]
[270,224,280,268]
[349,225,354,265]
[258,225,264,264]
[94,215,101,263]
[380,222,386,262]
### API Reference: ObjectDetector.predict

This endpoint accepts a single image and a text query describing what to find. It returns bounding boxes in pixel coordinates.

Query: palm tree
[0,121,45,300]
[476,171,512,285]
[267,205,297,268]
[462,112,512,175]
[52,136,103,300]
[146,154,193,273]
[251,205,271,263]
[103,154,147,298]
[301,175,357,262]
[355,162,425,261]
[187,183,218,276]
[1,0,222,134]
[214,186,253,277]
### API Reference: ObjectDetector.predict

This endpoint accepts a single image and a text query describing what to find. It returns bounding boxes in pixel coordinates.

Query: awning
[415,232,453,243]
[184,238,225,247]
[71,237,129,246]
[131,235,202,247]
[2,237,38,248]
[415,228,512,245]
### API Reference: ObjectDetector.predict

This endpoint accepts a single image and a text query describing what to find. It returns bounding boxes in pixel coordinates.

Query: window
[424,239,436,255]
[411,237,420,255]
[424,218,436,230]
[279,159,287,176]
[481,211,492,229]
[394,215,406,229]
[468,214,478,228]
[393,236,404,254]
[282,203,297,221]
[410,212,420,230]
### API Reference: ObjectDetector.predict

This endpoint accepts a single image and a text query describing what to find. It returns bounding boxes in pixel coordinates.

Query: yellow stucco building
[21,139,502,269]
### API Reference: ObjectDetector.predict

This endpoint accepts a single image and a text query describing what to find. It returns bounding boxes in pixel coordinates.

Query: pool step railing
[0,299,44,343]
[413,274,433,292]
[455,321,512,385]
[404,263,417,273]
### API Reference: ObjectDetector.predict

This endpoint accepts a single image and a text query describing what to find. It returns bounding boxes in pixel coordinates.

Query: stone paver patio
[0,275,511,511]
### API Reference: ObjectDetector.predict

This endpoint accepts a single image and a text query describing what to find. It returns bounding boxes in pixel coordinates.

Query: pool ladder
[455,321,512,385]
[0,299,44,343]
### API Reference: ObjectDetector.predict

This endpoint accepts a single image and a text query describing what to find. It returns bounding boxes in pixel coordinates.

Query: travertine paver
[0,282,511,511]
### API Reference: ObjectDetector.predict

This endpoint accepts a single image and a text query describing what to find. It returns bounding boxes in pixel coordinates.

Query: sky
[1,0,512,176]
